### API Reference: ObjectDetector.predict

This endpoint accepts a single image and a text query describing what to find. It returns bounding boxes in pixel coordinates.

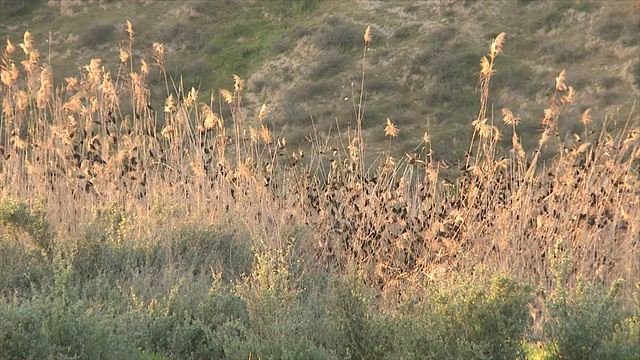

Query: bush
[81,23,115,48]
[234,246,337,359]
[544,248,638,360]
[331,278,391,359]
[143,276,250,359]
[0,0,41,17]
[424,276,532,359]
[545,278,636,359]
[312,18,362,52]
[0,296,53,359]
[0,239,52,296]
[308,50,347,79]
[0,198,55,261]
[0,291,141,359]
[607,284,640,359]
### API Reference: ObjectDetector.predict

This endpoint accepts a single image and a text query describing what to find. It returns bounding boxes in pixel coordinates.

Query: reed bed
[1,23,638,359]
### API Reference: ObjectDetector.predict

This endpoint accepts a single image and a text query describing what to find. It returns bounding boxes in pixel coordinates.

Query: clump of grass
[544,243,640,359]
[312,16,363,52]
[81,23,115,48]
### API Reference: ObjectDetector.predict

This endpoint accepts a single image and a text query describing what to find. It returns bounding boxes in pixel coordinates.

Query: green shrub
[0,237,52,296]
[545,278,636,359]
[607,283,640,359]
[331,278,392,359]
[0,0,41,17]
[81,23,115,48]
[0,291,141,360]
[0,296,53,359]
[234,245,338,359]
[309,50,347,79]
[131,273,251,360]
[0,198,55,260]
[426,276,532,359]
[544,247,638,359]
[312,18,362,52]
[161,227,252,279]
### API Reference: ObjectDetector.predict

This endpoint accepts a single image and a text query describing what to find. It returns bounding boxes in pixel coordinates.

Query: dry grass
[1,22,638,316]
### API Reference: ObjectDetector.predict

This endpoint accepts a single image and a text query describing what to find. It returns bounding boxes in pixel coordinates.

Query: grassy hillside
[2,0,638,161]
[0,1,639,359]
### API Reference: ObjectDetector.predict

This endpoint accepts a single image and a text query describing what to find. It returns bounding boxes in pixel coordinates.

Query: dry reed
[0,25,637,312]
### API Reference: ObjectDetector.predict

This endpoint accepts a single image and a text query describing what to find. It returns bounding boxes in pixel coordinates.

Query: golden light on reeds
[479,56,493,78]
[153,42,164,66]
[21,48,39,74]
[490,32,506,59]
[2,95,12,117]
[0,21,636,330]
[201,104,221,130]
[1,63,18,87]
[258,103,267,121]
[538,129,550,147]
[65,77,78,91]
[126,20,135,40]
[19,31,32,55]
[260,123,272,145]
[5,38,15,54]
[233,74,244,92]
[542,105,559,126]
[384,118,398,137]
[184,87,197,107]
[84,58,102,85]
[561,86,574,104]
[203,114,215,130]
[512,133,525,158]
[501,108,519,126]
[164,94,175,113]
[348,137,359,162]
[220,89,233,104]
[160,124,174,138]
[119,49,129,63]
[249,126,258,142]
[622,130,638,148]
[425,167,438,184]
[140,59,149,76]
[16,90,28,111]
[64,93,82,113]
[580,109,592,125]
[153,42,164,56]
[555,69,567,91]
[37,66,52,108]
[364,26,372,45]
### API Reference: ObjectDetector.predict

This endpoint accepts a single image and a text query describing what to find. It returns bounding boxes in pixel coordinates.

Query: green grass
[2,0,637,162]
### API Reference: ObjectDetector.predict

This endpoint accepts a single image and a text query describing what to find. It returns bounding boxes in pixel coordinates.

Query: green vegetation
[0,1,639,359]
[1,0,637,162]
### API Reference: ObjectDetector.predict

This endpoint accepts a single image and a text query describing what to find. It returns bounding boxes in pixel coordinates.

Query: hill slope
[1,0,639,162]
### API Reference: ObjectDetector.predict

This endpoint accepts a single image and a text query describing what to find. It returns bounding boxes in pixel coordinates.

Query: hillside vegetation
[1,0,638,159]
[0,1,639,359]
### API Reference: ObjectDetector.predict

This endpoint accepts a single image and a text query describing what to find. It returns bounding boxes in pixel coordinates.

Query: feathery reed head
[126,20,135,40]
[233,74,245,92]
[220,89,234,104]
[258,103,268,121]
[555,69,567,91]
[384,118,398,137]
[490,32,506,58]
[364,26,372,45]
